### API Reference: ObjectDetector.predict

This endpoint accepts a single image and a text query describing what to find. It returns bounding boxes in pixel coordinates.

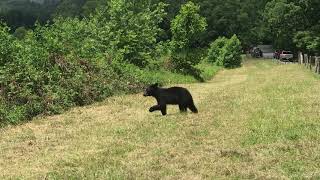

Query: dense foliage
[1,22,119,122]
[206,37,228,64]
[170,1,207,79]
[207,35,242,68]
[220,35,242,68]
[263,0,320,53]
[0,1,219,125]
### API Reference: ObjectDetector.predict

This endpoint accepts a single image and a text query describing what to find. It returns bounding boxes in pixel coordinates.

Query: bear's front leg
[149,105,161,112]
[160,105,167,116]
[149,104,167,115]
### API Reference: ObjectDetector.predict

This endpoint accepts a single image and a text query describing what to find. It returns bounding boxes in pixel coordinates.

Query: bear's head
[143,83,158,97]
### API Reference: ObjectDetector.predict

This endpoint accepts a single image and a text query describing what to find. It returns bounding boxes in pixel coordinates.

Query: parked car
[279,50,293,61]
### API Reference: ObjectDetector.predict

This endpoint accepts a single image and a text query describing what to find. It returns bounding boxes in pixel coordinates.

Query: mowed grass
[1,58,320,179]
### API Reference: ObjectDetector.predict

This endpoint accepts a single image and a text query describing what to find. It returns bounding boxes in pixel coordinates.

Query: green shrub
[207,37,228,65]
[13,26,28,40]
[206,35,242,68]
[0,24,14,66]
[168,51,204,81]
[220,35,242,68]
[0,22,125,124]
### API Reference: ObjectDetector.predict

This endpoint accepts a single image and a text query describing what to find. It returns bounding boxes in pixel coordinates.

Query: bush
[221,35,242,68]
[207,37,228,65]
[13,26,28,40]
[0,25,14,66]
[206,35,242,68]
[0,21,136,124]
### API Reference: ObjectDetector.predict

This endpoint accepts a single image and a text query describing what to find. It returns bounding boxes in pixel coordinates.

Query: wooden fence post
[298,52,303,64]
[309,56,314,70]
[304,54,308,66]
[315,57,320,74]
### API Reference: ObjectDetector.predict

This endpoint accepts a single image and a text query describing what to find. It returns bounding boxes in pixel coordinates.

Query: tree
[263,0,304,49]
[292,0,320,54]
[169,1,207,77]
[294,30,320,54]
[171,1,207,49]
[53,0,86,18]
[90,0,167,67]
[82,0,105,17]
[0,0,58,30]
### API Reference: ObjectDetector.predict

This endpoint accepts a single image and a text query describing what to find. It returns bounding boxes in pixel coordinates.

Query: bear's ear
[152,83,159,88]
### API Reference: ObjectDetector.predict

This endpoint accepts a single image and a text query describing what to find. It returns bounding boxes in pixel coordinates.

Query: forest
[0,0,319,124]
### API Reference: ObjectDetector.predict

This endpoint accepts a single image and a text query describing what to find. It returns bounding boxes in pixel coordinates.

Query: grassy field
[1,58,320,179]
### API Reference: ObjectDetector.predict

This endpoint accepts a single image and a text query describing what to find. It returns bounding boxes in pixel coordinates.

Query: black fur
[143,83,198,115]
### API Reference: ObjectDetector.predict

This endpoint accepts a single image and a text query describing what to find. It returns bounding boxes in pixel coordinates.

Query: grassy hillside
[1,58,320,179]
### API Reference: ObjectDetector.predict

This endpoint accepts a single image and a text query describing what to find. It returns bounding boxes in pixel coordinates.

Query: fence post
[310,56,314,70]
[315,57,320,74]
[298,52,303,64]
[315,56,318,73]
[304,54,308,66]
[315,57,318,73]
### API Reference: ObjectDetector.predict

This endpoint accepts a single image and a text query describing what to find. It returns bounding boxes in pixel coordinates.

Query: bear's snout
[143,91,149,96]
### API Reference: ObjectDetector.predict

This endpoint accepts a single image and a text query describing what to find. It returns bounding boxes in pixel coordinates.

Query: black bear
[143,83,198,115]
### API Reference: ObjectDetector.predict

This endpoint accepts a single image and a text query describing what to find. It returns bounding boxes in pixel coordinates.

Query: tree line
[1,0,267,47]
[1,0,318,52]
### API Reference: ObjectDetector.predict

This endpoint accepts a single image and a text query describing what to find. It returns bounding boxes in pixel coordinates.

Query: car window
[282,51,292,54]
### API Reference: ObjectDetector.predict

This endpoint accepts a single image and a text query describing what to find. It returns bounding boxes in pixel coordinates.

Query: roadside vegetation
[1,1,234,125]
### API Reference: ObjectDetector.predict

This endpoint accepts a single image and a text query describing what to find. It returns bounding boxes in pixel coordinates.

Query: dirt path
[1,59,320,179]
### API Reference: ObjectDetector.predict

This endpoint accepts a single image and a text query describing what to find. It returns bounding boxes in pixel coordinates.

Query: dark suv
[251,47,263,58]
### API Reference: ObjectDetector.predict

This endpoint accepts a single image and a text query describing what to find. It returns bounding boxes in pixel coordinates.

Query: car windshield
[282,51,292,54]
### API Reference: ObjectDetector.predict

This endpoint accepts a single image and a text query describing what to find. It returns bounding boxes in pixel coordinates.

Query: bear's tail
[188,102,198,113]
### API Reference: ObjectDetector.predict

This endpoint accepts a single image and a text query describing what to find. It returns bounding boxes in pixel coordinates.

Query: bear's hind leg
[188,102,198,113]
[179,104,187,112]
